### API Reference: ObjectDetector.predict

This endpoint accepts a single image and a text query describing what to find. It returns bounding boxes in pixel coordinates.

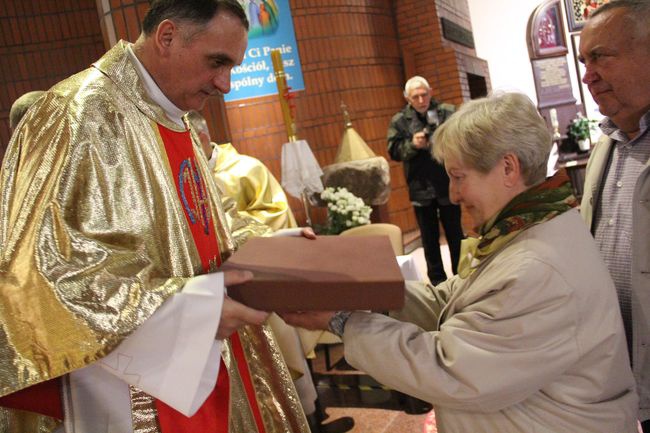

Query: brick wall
[226,0,410,228]
[1,0,489,235]
[393,0,490,233]
[0,0,232,163]
[96,0,150,48]
[0,1,105,162]
[394,0,489,104]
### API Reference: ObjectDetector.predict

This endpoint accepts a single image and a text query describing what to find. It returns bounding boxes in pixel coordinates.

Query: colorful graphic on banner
[226,0,304,102]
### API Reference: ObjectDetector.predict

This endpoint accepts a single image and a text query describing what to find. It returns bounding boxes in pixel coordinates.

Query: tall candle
[550,108,559,129]
[270,49,297,141]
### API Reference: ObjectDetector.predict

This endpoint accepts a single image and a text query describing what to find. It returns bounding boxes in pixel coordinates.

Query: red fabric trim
[158,124,221,271]
[231,333,266,433]
[0,378,63,420]
[156,124,230,433]
[155,360,229,432]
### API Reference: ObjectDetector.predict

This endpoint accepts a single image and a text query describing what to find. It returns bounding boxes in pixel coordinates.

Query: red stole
[154,124,266,433]
[0,378,63,420]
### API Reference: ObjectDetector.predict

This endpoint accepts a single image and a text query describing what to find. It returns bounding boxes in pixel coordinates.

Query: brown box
[221,235,405,312]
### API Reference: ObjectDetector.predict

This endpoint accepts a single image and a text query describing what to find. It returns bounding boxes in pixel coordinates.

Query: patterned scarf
[457,173,577,278]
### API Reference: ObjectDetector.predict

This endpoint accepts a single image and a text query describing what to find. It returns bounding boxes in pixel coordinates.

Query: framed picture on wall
[527,0,568,59]
[564,0,611,32]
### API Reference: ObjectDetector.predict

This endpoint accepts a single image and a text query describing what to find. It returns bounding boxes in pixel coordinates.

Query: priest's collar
[126,44,186,128]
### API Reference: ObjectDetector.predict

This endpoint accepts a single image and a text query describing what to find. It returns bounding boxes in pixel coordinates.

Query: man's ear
[154,19,176,54]
[502,152,522,187]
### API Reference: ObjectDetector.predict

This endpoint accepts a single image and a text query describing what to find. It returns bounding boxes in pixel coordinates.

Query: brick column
[394,0,485,105]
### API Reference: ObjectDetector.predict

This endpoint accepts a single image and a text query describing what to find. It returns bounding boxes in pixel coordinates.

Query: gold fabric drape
[213,142,297,231]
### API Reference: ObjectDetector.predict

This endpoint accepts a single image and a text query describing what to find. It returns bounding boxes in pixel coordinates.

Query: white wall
[466,0,598,120]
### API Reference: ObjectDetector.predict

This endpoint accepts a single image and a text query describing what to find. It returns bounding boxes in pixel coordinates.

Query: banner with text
[226,0,304,102]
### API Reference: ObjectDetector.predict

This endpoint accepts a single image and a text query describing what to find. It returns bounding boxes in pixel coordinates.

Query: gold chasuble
[0,41,308,433]
[213,142,297,231]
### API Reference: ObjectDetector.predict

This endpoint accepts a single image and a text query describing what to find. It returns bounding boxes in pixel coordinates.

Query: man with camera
[387,76,463,285]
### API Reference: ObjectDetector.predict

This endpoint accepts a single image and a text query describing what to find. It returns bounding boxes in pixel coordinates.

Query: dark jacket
[387,101,454,205]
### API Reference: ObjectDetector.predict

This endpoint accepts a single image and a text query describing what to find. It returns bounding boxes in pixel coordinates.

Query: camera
[421,109,440,139]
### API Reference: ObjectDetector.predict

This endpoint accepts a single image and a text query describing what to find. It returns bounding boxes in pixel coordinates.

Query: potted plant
[567,115,592,152]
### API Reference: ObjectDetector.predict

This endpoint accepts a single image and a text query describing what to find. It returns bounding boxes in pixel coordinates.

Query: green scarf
[457,174,577,279]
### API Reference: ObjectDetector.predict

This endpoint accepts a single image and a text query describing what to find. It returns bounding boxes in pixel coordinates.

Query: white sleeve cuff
[272,227,303,237]
[97,273,225,416]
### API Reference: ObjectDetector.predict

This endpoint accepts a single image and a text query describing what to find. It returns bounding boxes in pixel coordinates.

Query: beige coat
[344,210,638,433]
[581,134,650,420]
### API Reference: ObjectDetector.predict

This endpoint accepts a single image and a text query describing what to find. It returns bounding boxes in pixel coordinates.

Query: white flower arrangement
[320,187,372,234]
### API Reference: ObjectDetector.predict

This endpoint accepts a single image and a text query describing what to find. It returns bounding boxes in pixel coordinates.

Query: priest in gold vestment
[213,142,298,231]
[0,2,309,433]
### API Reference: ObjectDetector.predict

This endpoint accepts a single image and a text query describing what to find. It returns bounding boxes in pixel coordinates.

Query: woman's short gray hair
[403,76,431,98]
[431,92,551,186]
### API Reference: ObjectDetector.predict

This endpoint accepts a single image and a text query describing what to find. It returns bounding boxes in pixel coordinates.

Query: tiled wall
[0,0,105,161]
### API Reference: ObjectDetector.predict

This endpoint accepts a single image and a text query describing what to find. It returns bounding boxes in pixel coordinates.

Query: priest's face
[158,10,247,111]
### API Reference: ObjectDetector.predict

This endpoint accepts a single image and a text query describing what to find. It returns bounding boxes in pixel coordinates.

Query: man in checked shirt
[579,0,650,430]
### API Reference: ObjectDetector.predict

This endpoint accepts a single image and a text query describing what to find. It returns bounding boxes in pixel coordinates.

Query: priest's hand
[217,270,269,340]
[300,226,316,239]
[280,311,335,331]
[272,226,317,239]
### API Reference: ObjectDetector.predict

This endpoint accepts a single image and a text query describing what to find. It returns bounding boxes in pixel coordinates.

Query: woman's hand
[299,226,317,239]
[280,311,336,331]
[272,226,317,239]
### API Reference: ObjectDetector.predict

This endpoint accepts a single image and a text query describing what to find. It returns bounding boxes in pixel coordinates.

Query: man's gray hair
[403,76,431,98]
[589,0,650,39]
[432,92,552,186]
[9,90,45,130]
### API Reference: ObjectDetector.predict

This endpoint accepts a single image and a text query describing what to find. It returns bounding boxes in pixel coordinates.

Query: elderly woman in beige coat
[284,92,639,432]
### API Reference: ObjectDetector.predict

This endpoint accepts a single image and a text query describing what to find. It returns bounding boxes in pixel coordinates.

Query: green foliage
[567,116,592,141]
